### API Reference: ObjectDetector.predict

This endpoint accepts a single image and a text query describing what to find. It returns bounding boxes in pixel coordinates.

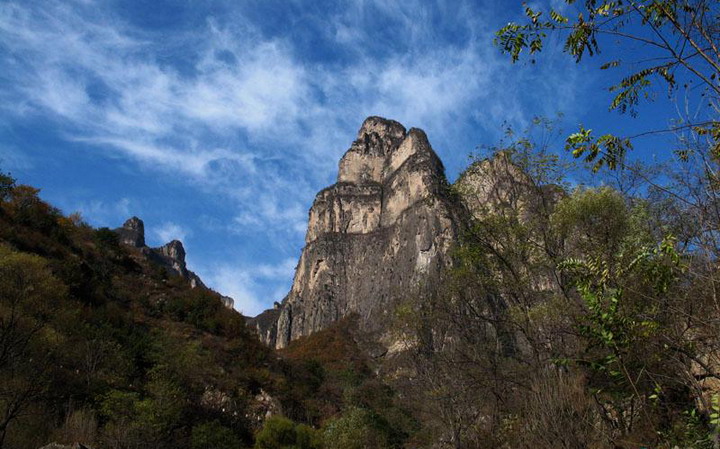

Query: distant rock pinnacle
[116,216,145,247]
[113,218,217,297]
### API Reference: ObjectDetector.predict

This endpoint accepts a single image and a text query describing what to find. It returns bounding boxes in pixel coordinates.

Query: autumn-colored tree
[0,245,65,448]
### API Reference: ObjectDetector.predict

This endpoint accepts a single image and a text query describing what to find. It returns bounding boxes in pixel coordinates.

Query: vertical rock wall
[252,117,463,348]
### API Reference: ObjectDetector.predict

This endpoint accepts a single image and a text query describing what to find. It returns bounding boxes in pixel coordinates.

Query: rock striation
[251,117,464,348]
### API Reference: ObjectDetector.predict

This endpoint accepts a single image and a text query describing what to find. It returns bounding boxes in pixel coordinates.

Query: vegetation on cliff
[397,141,720,447]
[3,2,720,448]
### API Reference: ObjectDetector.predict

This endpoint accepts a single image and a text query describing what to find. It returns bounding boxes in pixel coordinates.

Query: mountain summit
[252,117,463,348]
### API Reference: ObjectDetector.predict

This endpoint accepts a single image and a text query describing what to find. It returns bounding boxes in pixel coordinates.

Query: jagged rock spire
[113,218,211,293]
[158,239,186,265]
[117,216,145,247]
[251,116,461,349]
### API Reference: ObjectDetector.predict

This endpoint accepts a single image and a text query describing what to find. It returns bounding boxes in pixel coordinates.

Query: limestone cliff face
[155,239,191,281]
[455,152,565,296]
[253,117,462,348]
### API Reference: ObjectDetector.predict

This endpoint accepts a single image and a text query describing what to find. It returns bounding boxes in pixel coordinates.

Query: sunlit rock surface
[252,117,463,348]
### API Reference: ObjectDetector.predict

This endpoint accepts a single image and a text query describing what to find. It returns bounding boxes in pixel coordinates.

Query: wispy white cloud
[0,0,587,312]
[67,197,133,226]
[69,137,251,178]
[340,46,489,129]
[198,258,297,316]
[1,1,308,172]
[152,221,191,245]
[0,144,32,171]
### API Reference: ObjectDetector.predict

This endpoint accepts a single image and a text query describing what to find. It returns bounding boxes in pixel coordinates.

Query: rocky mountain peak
[357,115,406,141]
[113,219,211,293]
[252,117,462,348]
[123,215,144,231]
[159,239,186,265]
[337,117,441,187]
[117,216,145,247]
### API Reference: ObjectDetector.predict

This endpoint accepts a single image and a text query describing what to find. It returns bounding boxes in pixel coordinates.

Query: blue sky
[0,0,683,315]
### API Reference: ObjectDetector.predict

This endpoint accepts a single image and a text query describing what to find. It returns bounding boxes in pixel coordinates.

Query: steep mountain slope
[113,216,234,308]
[252,117,465,349]
[0,178,408,448]
[0,183,274,448]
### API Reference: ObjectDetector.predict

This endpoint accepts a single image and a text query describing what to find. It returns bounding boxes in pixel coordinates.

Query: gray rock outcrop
[113,218,212,293]
[116,216,145,247]
[220,295,235,309]
[153,239,192,281]
[252,117,464,348]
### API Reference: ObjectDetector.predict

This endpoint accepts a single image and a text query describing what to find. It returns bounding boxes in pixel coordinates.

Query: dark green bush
[95,227,120,248]
[322,407,392,449]
[255,416,321,449]
[191,420,243,449]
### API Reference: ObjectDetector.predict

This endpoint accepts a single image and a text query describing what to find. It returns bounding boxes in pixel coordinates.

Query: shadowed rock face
[113,218,211,293]
[252,117,464,349]
[116,216,145,247]
[155,239,188,278]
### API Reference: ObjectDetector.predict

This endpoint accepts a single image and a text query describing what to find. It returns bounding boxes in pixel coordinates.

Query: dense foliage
[0,172,271,448]
[0,175,411,449]
[391,137,720,448]
[4,3,720,447]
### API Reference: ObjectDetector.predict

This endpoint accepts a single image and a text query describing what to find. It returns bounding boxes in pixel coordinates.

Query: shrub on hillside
[254,416,321,449]
[322,407,392,449]
[191,420,243,449]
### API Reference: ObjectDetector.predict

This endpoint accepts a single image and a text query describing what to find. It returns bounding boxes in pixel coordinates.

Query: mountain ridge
[113,216,234,309]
